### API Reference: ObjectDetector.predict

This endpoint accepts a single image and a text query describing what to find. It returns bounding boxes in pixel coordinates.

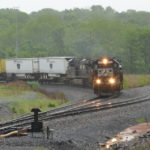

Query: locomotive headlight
[96,79,101,84]
[109,78,115,84]
[106,144,110,149]
[102,58,108,65]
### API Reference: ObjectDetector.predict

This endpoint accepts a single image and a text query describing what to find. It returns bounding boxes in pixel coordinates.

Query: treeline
[0,6,150,73]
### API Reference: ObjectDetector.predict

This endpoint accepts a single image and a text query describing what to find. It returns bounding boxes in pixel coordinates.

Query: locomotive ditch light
[108,78,115,84]
[96,79,101,84]
[95,102,101,107]
[111,138,117,142]
[106,144,110,149]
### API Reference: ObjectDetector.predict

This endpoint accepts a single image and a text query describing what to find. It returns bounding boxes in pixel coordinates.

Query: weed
[34,147,46,150]
[123,74,150,89]
[9,99,67,115]
[129,143,150,150]
[0,85,29,97]
[136,118,146,123]
[27,81,40,91]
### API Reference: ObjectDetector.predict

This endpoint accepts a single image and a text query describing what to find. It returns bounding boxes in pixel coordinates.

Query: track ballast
[0,94,150,134]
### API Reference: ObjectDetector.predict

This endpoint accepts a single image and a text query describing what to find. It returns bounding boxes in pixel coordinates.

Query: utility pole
[14,7,19,58]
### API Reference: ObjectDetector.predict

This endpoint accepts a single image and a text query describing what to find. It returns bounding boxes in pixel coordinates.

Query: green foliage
[136,118,146,123]
[27,81,40,91]
[123,78,130,89]
[131,143,150,150]
[124,75,150,89]
[0,83,67,120]
[0,7,150,73]
[10,99,65,115]
[0,85,28,97]
[34,147,46,150]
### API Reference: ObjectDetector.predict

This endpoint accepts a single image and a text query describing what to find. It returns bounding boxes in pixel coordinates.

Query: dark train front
[92,57,123,96]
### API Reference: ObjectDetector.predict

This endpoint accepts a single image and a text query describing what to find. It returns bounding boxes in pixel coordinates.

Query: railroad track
[0,94,150,134]
[0,94,118,130]
[0,96,101,132]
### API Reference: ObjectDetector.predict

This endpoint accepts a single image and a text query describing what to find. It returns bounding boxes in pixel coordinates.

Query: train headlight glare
[111,138,117,142]
[106,145,110,149]
[102,58,108,65]
[96,79,101,84]
[109,78,115,84]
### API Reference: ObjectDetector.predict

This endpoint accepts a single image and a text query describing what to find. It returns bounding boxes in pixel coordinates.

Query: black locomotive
[92,57,123,96]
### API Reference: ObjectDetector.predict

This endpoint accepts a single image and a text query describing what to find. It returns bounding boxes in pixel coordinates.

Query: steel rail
[0,88,119,128]
[0,94,118,128]
[0,97,100,127]
[0,94,149,133]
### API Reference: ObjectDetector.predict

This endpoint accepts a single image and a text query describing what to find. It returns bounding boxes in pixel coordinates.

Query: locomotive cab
[93,57,123,96]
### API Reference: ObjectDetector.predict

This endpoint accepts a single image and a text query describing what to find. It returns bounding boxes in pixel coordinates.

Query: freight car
[0,57,73,81]
[92,57,123,96]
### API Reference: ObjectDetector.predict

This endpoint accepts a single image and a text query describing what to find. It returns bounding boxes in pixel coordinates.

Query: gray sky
[0,0,150,13]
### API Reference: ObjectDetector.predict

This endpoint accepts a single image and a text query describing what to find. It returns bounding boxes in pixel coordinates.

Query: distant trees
[0,6,150,73]
[125,29,150,73]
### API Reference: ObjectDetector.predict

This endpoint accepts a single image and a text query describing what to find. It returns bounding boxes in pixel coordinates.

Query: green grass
[0,81,41,97]
[34,147,46,150]
[9,99,66,115]
[123,74,150,89]
[26,81,40,91]
[0,81,67,117]
[130,144,150,150]
[136,117,146,123]
[0,85,29,97]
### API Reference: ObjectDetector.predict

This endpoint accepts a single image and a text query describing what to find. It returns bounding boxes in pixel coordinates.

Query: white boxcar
[6,58,39,78]
[39,57,72,77]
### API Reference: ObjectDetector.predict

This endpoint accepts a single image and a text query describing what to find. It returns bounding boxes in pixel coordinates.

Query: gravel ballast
[0,85,150,150]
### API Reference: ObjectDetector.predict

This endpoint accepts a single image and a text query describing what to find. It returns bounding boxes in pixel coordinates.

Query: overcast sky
[0,0,150,13]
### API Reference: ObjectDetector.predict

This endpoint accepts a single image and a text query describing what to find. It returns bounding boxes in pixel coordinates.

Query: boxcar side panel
[6,59,34,74]
[39,58,69,74]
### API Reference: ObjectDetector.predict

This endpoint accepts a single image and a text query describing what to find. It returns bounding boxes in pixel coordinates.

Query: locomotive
[92,57,123,96]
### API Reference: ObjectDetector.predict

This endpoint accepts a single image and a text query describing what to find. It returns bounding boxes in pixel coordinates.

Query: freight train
[0,56,123,96]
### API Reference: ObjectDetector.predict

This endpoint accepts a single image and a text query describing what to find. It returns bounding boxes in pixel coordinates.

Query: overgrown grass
[34,147,46,150]
[9,99,65,115]
[129,143,150,150]
[136,117,146,123]
[0,85,29,97]
[0,81,41,97]
[0,81,67,117]
[123,74,150,89]
[26,81,40,91]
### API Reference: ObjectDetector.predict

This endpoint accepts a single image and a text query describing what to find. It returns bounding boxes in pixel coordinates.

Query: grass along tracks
[0,75,149,135]
[0,81,67,121]
[0,94,150,135]
[0,94,119,130]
